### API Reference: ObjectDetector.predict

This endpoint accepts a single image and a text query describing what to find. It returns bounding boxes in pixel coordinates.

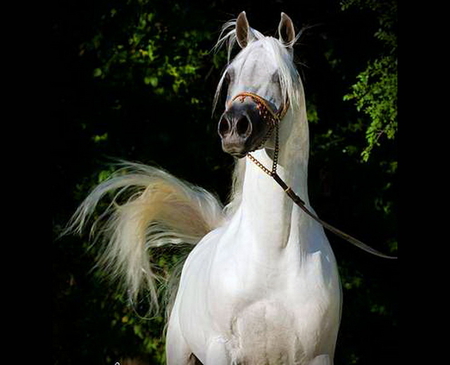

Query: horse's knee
[309,354,332,365]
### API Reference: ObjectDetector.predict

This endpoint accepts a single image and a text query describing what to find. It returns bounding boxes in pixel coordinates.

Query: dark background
[52,0,398,364]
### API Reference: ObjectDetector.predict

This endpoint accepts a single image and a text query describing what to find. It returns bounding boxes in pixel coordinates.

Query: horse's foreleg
[166,313,196,365]
[309,354,332,365]
[204,339,230,365]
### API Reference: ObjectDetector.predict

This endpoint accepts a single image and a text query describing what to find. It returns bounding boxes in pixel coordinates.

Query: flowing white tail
[68,12,343,364]
[65,162,224,314]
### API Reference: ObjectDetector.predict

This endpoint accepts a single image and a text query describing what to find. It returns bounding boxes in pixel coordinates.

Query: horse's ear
[278,12,296,47]
[236,11,252,48]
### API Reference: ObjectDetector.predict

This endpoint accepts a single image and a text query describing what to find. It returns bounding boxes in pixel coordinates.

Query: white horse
[68,12,341,365]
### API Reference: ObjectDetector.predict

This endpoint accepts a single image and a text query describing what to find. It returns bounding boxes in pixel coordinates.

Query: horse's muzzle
[218,98,271,158]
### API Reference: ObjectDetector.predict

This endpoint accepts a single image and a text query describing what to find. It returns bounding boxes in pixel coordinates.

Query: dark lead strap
[233,93,397,259]
[232,91,397,259]
[272,172,398,259]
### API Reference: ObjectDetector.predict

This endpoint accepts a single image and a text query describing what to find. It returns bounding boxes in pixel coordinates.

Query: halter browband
[227,91,397,259]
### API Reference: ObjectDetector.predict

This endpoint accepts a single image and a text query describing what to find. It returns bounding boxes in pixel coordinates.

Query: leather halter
[230,91,290,124]
[227,91,397,259]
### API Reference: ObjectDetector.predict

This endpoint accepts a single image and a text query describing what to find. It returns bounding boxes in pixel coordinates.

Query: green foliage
[342,0,397,161]
[344,56,397,161]
[82,0,213,100]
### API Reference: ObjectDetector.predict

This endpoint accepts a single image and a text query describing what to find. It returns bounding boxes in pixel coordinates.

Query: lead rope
[239,93,397,260]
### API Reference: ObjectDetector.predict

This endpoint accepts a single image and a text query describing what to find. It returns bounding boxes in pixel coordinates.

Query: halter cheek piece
[229,91,287,175]
[227,92,397,259]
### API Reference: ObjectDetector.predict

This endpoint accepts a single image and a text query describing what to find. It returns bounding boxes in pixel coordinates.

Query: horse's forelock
[213,21,301,116]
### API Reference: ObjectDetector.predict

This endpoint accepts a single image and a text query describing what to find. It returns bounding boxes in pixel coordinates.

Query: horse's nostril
[218,113,252,140]
[218,116,231,137]
[236,117,252,137]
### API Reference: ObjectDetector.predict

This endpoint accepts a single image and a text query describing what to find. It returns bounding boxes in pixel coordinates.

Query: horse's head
[217,12,297,158]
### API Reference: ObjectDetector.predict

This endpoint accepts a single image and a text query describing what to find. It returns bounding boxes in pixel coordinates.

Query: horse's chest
[210,251,337,363]
[224,298,301,363]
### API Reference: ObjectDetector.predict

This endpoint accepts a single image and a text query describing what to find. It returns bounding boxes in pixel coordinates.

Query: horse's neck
[239,110,311,253]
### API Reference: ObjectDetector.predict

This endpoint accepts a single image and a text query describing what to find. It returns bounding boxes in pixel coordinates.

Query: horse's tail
[65,162,224,314]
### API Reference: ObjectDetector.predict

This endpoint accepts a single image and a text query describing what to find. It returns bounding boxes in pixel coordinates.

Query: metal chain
[271,122,279,175]
[239,92,397,259]
[246,122,280,177]
[247,153,273,176]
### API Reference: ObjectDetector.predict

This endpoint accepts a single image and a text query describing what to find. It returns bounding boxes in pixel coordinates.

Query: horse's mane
[65,16,311,323]
[214,19,304,217]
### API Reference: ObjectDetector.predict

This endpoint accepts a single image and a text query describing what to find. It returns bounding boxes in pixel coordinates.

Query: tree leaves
[344,56,397,161]
[342,0,397,162]
[84,2,213,99]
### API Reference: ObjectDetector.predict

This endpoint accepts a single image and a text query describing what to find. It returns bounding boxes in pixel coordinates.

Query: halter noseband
[228,91,288,175]
[229,91,290,126]
[226,91,397,260]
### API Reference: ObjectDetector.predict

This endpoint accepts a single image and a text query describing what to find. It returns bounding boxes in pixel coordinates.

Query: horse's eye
[224,68,235,85]
[271,71,280,84]
[225,72,231,84]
